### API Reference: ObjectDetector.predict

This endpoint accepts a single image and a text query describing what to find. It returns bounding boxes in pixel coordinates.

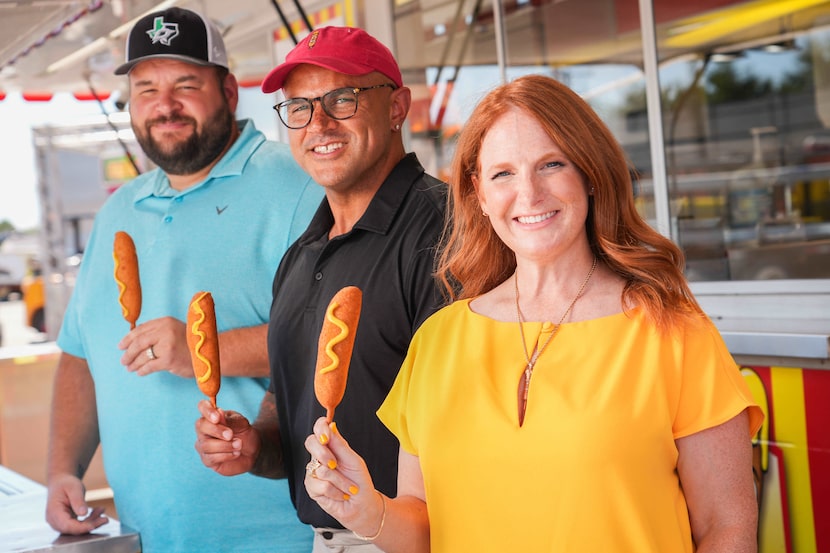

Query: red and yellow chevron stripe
[272,1,354,42]
[742,364,830,553]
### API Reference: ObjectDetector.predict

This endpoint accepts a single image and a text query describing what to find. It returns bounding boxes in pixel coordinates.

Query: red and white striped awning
[0,80,267,102]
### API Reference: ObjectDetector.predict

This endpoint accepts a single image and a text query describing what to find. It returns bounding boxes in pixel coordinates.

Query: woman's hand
[303,417,386,538]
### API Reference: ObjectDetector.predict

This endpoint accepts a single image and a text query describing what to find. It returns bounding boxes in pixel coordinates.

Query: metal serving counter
[715,316,830,361]
[0,465,140,553]
[692,279,830,366]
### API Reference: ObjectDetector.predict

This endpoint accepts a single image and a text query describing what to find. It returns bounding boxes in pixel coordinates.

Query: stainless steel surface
[0,465,140,553]
[719,329,830,361]
[692,279,830,362]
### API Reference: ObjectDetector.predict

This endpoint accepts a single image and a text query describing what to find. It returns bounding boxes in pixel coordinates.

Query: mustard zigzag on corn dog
[113,231,141,329]
[187,291,221,407]
[114,257,130,317]
[189,294,213,386]
[315,286,362,423]
[320,301,350,375]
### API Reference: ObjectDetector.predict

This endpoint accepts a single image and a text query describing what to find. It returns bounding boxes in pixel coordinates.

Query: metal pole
[638,0,672,238]
[270,0,298,45]
[291,0,313,32]
[492,0,507,84]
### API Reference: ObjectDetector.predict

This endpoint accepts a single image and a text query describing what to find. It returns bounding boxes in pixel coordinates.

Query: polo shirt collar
[301,153,424,242]
[132,119,262,201]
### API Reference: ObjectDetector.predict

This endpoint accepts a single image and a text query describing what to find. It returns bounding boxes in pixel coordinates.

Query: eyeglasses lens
[277,88,359,129]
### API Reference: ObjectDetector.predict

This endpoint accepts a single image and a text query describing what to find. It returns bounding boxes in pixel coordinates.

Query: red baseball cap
[261,26,403,93]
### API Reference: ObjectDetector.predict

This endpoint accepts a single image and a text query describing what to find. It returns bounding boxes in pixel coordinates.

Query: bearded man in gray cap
[45,7,322,552]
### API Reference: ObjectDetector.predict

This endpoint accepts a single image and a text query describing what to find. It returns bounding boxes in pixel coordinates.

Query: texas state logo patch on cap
[146,16,180,46]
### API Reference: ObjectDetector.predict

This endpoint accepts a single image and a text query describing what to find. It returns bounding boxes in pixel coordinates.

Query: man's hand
[45,473,109,535]
[194,399,261,476]
[119,316,193,377]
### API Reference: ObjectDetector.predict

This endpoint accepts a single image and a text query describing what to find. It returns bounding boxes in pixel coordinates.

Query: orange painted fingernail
[349,485,359,495]
[343,493,351,500]
[319,433,329,445]
[330,422,338,434]
[328,459,337,469]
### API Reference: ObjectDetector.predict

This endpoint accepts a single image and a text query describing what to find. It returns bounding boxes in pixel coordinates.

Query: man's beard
[135,103,234,176]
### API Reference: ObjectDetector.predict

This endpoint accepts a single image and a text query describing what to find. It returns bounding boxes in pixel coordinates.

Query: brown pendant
[513,257,597,429]
[517,364,532,427]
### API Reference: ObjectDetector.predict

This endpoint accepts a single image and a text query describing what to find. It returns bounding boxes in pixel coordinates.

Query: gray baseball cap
[115,7,228,75]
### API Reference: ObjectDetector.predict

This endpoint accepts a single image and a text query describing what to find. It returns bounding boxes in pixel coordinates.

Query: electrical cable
[270,0,298,45]
[84,73,141,176]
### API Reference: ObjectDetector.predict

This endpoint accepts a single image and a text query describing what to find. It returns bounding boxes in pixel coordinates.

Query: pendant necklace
[515,256,597,426]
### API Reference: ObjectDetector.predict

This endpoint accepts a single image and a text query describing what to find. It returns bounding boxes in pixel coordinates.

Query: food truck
[0,0,827,551]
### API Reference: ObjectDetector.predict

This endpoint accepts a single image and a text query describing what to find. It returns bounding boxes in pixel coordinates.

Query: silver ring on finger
[146,346,157,360]
[305,458,322,479]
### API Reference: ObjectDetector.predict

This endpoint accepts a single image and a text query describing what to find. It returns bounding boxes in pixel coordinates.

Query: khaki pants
[311,528,385,553]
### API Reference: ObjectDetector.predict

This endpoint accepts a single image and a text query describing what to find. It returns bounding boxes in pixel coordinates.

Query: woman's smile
[516,210,558,225]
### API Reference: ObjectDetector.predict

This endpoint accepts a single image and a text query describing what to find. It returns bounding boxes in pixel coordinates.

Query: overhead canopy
[1,0,824,101]
[0,0,299,99]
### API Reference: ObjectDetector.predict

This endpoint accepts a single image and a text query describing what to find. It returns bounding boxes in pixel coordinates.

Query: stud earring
[394,124,401,131]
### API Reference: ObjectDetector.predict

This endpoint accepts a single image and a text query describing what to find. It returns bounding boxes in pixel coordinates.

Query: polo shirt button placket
[314,271,323,281]
[321,531,334,540]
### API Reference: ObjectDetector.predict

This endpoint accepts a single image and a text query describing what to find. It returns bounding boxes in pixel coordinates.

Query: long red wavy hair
[436,74,703,329]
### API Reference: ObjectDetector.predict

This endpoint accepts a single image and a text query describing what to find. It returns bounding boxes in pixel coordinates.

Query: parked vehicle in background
[0,232,41,303]
[0,253,25,301]
[21,271,45,333]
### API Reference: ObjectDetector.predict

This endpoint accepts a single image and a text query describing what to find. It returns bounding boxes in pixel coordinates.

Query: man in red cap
[195,26,447,551]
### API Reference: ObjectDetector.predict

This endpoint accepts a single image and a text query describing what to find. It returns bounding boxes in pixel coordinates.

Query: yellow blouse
[378,300,763,552]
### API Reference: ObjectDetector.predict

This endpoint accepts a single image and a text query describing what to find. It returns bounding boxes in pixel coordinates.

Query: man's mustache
[146,115,196,127]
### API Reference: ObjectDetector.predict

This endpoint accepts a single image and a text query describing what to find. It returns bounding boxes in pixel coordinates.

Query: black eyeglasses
[274,84,397,129]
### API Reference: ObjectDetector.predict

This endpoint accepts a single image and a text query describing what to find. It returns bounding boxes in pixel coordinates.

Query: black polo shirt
[268,153,447,528]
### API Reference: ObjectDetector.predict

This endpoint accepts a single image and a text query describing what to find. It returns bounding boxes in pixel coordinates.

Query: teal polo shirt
[58,120,324,553]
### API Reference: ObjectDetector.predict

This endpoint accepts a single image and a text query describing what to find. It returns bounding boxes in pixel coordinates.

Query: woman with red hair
[303,74,763,553]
